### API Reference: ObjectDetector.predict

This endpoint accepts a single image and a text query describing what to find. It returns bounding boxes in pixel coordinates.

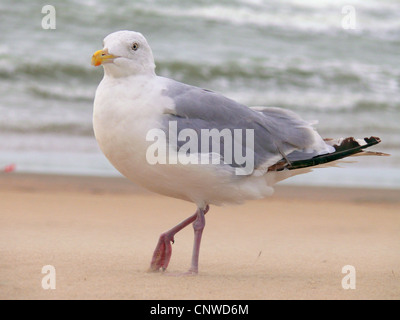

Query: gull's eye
[131,42,139,51]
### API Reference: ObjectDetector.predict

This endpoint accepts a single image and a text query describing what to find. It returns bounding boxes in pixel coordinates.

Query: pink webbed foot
[149,232,174,272]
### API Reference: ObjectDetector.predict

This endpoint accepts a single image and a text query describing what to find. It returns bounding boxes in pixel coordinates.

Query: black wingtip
[269,136,384,172]
[364,136,381,146]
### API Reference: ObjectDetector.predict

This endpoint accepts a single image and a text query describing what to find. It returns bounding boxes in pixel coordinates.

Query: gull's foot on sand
[149,232,174,272]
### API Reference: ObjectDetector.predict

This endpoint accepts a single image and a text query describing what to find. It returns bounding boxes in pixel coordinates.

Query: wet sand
[0,173,399,300]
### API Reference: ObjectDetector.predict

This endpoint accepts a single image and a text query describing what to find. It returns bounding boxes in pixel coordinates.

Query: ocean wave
[0,60,100,103]
[1,56,398,110]
[137,1,400,40]
[0,122,94,137]
[157,58,399,99]
[0,61,99,82]
[5,57,388,92]
[27,85,95,103]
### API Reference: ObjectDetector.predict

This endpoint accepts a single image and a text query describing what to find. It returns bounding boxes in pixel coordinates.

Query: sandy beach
[0,172,399,300]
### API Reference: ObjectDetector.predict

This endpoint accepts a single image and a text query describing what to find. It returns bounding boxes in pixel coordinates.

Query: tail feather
[268,136,388,172]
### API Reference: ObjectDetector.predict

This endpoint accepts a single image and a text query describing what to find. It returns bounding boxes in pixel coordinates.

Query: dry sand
[0,173,399,300]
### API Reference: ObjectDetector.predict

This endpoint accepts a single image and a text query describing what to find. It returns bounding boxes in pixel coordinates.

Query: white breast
[93,75,170,184]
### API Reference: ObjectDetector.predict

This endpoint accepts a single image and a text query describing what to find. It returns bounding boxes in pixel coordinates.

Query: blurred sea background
[0,0,399,189]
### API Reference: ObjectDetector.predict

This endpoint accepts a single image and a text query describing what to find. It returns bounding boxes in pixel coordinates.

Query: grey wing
[250,106,334,162]
[161,78,332,174]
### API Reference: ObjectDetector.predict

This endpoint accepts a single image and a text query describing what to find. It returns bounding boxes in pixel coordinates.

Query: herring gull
[91,30,386,275]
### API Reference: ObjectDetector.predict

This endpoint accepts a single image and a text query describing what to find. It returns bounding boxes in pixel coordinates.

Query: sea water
[0,0,399,188]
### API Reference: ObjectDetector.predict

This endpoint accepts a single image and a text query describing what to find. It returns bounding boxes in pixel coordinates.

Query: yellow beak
[91,49,118,66]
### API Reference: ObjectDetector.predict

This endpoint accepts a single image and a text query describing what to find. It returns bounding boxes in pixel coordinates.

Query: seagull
[91,30,386,275]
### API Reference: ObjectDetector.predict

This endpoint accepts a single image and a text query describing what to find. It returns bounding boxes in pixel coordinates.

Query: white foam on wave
[140,1,400,39]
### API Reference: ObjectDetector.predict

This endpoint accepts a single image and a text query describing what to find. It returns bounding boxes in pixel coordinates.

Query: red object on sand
[3,164,16,173]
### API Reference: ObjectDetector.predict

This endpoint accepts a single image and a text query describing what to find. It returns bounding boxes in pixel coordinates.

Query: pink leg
[149,205,209,273]
[187,207,206,274]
